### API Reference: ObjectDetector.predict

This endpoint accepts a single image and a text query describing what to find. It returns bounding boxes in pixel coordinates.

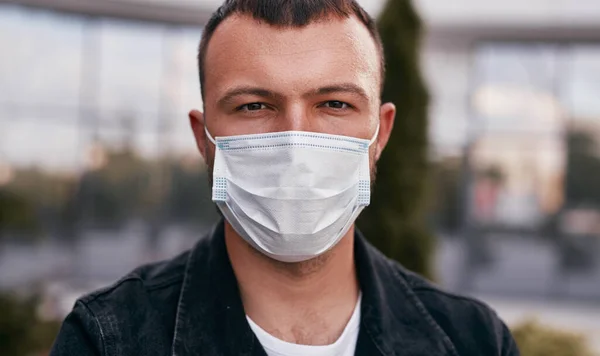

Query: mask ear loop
[205,126,216,145]
[368,123,380,147]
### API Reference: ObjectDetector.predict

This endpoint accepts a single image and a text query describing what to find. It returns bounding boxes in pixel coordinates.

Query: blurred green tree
[165,160,218,225]
[0,293,60,355]
[357,0,434,278]
[80,148,153,228]
[0,188,39,239]
[430,157,462,233]
[512,319,593,356]
[565,129,600,206]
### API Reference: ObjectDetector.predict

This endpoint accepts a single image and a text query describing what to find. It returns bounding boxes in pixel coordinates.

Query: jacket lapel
[354,231,458,356]
[171,221,261,356]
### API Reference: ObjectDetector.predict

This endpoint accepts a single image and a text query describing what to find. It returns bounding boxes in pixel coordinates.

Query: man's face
[191,13,395,174]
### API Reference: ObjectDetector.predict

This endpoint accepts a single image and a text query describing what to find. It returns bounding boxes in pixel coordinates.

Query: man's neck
[224,222,360,345]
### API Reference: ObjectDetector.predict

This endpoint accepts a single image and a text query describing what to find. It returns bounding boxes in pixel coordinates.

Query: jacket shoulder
[52,248,195,355]
[73,249,191,353]
[79,248,190,307]
[393,263,519,356]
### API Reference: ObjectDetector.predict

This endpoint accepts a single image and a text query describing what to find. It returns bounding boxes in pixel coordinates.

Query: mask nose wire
[368,123,380,147]
[206,123,379,146]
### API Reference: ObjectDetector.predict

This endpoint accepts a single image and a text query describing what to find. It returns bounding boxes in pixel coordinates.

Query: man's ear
[189,109,208,161]
[375,102,396,161]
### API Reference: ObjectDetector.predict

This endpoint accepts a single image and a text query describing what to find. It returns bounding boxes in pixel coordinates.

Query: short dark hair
[197,0,385,100]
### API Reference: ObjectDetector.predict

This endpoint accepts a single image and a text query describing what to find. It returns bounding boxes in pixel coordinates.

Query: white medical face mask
[206,125,378,263]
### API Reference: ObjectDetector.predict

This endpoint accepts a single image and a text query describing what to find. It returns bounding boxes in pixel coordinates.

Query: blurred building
[417,1,600,347]
[1,0,600,348]
[419,0,600,228]
[3,0,600,224]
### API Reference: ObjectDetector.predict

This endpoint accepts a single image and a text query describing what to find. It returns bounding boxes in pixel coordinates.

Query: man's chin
[224,219,347,276]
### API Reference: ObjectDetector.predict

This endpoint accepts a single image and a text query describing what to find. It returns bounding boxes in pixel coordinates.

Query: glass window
[0,116,80,172]
[565,46,600,119]
[96,19,164,124]
[472,44,562,135]
[0,6,84,110]
[0,5,204,172]
[470,44,566,228]
[167,27,203,156]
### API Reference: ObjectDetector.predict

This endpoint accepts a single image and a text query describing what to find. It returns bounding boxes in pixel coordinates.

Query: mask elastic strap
[205,126,216,145]
[369,123,380,146]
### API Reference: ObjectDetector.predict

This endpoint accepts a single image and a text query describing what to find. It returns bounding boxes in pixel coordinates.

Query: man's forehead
[203,13,381,97]
[209,13,375,52]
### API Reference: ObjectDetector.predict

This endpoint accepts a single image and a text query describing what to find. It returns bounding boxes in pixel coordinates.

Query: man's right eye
[238,103,266,111]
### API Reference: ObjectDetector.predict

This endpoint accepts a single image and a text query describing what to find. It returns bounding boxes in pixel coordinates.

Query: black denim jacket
[51,221,519,355]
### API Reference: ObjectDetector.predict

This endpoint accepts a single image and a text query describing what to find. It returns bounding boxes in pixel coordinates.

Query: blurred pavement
[436,236,600,352]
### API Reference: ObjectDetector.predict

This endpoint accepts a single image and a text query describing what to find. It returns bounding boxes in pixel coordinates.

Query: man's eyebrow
[306,84,370,102]
[217,86,280,108]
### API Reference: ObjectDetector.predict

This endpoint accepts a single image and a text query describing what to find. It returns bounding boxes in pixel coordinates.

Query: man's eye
[239,103,266,111]
[323,101,350,109]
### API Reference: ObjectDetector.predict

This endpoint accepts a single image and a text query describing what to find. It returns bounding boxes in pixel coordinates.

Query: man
[52,0,519,355]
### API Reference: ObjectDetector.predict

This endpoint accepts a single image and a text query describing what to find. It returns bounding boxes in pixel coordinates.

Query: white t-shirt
[246,294,362,356]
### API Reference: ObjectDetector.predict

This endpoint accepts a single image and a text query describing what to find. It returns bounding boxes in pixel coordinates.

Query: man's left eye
[323,101,350,109]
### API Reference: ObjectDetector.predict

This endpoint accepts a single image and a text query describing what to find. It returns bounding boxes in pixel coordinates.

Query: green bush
[512,319,595,356]
[0,189,39,236]
[0,293,61,356]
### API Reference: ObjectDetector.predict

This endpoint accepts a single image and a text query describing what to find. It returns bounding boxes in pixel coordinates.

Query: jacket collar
[171,220,457,356]
[353,231,458,355]
[171,221,258,356]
